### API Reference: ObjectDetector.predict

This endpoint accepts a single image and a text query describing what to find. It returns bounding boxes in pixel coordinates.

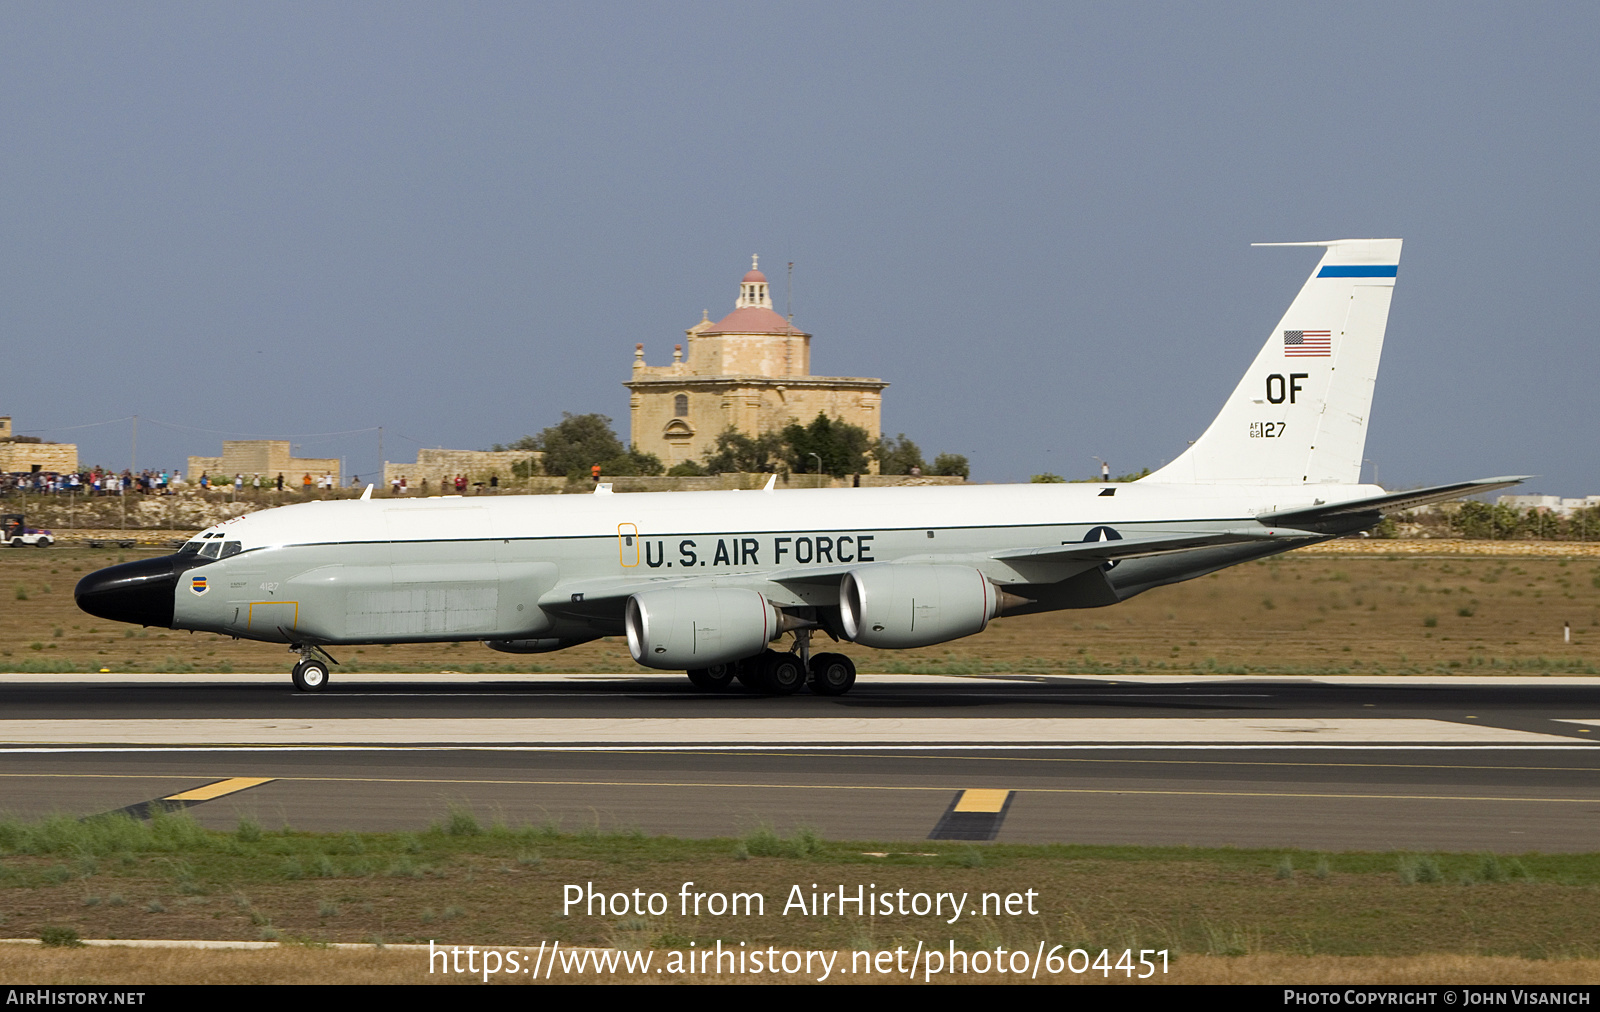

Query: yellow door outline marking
[247,601,299,629]
[618,523,639,567]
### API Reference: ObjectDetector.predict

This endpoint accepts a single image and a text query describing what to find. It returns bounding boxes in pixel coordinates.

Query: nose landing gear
[288,644,337,692]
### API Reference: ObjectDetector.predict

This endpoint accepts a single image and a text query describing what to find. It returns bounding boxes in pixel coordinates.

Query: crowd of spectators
[0,468,182,496]
[5,469,515,499]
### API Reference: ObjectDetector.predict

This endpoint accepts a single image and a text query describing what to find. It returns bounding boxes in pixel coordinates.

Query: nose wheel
[291,660,329,692]
[288,644,337,692]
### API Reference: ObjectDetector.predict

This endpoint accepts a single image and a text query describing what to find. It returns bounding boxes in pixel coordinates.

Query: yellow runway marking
[112,775,1600,806]
[953,789,1011,813]
[5,773,1600,806]
[163,777,275,802]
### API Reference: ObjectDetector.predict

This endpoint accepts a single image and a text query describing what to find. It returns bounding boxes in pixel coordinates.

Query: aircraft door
[618,523,640,567]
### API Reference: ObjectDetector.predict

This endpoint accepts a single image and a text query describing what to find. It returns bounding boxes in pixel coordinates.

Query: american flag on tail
[1283,330,1331,357]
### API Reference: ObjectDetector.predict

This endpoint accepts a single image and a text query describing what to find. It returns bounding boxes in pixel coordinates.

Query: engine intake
[840,564,1003,649]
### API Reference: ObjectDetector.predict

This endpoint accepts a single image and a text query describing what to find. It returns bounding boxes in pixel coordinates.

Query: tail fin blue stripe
[1317,265,1398,278]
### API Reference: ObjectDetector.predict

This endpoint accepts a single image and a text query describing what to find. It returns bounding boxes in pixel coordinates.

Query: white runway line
[0,717,1580,746]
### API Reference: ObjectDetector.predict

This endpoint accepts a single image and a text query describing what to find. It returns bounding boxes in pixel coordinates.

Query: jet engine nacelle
[625,587,777,670]
[840,564,1001,649]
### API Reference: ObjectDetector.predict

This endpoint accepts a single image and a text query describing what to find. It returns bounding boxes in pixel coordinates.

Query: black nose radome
[75,554,213,628]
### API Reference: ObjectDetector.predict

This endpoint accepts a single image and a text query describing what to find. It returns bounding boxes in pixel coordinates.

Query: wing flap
[1257,476,1530,525]
[991,527,1326,565]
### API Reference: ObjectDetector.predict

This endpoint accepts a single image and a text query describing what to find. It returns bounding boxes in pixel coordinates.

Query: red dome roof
[742,269,767,283]
[708,306,799,334]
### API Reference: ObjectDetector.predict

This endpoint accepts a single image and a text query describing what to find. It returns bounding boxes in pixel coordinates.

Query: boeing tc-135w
[76,239,1522,693]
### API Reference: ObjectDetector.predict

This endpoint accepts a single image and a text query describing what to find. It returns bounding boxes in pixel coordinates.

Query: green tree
[872,434,925,475]
[781,413,871,477]
[1453,501,1526,539]
[491,435,540,453]
[1031,473,1066,483]
[703,428,787,474]
[1071,466,1152,483]
[600,448,665,477]
[1572,505,1599,541]
[931,453,970,479]
[532,413,625,477]
[526,413,662,479]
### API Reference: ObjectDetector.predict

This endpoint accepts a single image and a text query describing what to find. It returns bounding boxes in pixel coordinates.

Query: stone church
[626,257,888,468]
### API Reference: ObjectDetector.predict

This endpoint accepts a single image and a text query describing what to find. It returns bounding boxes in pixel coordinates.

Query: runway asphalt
[3,671,1600,852]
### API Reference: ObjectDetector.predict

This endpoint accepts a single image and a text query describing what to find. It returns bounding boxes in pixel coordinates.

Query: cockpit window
[177,541,201,554]
[199,540,222,559]
[220,541,242,558]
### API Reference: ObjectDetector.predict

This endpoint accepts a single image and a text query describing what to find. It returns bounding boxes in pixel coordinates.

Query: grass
[2,947,1598,985]
[5,811,1600,961]
[3,547,1596,675]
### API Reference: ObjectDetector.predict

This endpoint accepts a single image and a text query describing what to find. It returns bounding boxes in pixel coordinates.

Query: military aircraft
[75,239,1522,693]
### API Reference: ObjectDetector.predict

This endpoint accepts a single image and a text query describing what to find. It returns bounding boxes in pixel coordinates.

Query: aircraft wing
[542,528,1330,616]
[989,526,1327,565]
[538,576,683,620]
[1257,476,1530,526]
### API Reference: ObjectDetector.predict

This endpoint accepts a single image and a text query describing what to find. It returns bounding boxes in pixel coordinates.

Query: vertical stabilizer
[1143,239,1402,486]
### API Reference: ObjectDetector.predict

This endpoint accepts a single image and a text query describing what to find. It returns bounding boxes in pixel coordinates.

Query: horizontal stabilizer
[991,527,1326,565]
[1257,476,1530,525]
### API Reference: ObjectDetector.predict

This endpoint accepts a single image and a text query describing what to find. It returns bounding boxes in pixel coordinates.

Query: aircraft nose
[74,555,211,628]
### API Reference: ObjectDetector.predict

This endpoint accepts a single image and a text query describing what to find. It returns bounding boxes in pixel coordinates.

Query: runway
[3,671,1600,852]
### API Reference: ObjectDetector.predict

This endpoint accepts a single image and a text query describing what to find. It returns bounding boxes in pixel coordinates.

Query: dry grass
[3,945,1599,985]
[3,547,1597,676]
[6,815,1600,960]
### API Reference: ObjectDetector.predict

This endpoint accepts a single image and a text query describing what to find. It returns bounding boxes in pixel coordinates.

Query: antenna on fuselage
[360,484,373,500]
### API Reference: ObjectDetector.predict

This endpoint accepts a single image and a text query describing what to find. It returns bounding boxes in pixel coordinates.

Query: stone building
[625,258,888,468]
[187,441,341,484]
[383,448,543,490]
[0,416,79,472]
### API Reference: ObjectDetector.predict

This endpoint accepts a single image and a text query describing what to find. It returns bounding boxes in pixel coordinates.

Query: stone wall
[187,441,342,483]
[567,473,963,493]
[383,448,544,491]
[0,440,78,473]
[366,470,966,496]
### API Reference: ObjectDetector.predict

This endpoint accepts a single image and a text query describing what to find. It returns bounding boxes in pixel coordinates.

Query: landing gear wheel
[760,650,806,696]
[291,660,329,692]
[686,663,737,691]
[733,657,764,691]
[809,652,856,696]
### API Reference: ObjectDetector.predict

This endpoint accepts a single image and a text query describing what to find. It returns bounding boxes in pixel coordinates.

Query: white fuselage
[170,480,1376,647]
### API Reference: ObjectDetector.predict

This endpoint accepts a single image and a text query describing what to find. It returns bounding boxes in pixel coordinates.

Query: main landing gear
[685,629,857,696]
[289,644,337,692]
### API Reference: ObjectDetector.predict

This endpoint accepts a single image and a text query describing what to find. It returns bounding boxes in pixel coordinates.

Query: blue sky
[3,3,1595,493]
